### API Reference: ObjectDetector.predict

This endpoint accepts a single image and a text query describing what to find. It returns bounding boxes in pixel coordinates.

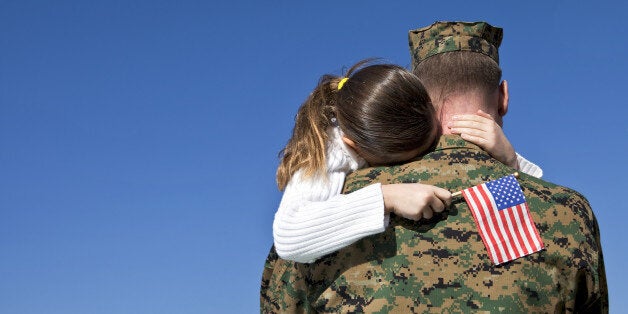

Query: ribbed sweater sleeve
[273,181,387,263]
[516,152,544,178]
[272,127,388,263]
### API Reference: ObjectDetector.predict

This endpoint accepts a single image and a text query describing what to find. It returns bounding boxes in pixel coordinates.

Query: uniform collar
[432,134,484,153]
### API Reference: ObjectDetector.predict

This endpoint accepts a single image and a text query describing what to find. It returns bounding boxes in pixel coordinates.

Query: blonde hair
[276,60,434,190]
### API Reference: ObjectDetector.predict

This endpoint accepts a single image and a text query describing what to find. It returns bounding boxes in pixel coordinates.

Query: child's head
[277,59,436,190]
[334,62,436,165]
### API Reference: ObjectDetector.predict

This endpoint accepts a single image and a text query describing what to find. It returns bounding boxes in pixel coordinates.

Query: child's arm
[273,170,385,263]
[273,171,451,263]
[447,110,543,177]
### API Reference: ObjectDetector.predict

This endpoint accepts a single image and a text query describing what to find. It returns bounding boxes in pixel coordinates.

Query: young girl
[273,60,541,263]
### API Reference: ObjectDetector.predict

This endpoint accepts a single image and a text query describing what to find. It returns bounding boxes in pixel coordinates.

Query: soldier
[261,21,608,313]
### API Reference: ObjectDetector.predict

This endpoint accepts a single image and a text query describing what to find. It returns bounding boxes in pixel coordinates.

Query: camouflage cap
[409,21,503,68]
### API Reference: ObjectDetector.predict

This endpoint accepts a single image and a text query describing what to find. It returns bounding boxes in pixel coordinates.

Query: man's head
[408,21,508,130]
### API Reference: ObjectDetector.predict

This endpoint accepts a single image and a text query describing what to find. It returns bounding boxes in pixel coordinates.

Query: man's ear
[498,80,509,117]
[342,136,357,150]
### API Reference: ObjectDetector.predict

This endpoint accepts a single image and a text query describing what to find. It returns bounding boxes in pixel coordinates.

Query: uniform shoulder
[518,173,599,239]
[520,173,591,207]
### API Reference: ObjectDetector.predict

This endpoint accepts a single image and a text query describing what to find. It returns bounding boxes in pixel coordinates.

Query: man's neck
[436,92,498,134]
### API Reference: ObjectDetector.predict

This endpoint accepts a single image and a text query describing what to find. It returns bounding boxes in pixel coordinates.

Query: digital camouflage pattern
[409,21,503,70]
[261,135,608,313]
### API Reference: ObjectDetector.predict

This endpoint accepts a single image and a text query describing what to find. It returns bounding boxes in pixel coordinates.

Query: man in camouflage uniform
[261,21,608,313]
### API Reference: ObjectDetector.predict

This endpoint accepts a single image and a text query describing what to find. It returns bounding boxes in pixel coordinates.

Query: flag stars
[486,175,526,210]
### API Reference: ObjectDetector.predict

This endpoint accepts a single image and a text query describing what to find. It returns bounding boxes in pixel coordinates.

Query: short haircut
[413,51,502,108]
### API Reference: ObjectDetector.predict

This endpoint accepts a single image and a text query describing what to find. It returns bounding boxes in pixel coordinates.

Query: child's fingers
[449,127,486,138]
[428,197,444,214]
[449,121,490,137]
[452,112,496,127]
[448,120,487,131]
[459,133,488,147]
[450,115,492,130]
[432,187,452,207]
[422,208,433,220]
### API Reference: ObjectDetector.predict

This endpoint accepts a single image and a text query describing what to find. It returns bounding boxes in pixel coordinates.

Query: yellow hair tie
[337,77,349,90]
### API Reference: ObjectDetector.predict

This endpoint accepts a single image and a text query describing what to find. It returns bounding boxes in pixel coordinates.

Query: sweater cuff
[516,153,544,178]
[343,183,388,231]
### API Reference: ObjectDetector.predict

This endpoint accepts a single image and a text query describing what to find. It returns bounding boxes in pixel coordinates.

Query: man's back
[261,135,607,313]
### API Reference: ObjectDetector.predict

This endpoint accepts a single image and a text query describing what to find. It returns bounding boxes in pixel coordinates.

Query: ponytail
[276,75,342,190]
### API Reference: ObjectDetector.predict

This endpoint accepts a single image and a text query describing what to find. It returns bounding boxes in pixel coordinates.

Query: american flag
[461,174,544,265]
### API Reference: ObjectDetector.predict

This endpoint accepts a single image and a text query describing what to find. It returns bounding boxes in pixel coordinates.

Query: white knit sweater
[273,128,543,263]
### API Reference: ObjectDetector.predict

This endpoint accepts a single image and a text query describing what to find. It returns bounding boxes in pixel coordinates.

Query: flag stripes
[462,175,544,265]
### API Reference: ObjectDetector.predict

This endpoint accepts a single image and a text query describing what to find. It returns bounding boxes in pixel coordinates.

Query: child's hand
[381,183,452,221]
[448,110,518,169]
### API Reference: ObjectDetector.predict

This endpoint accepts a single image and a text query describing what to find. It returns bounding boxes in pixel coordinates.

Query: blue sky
[1,1,626,313]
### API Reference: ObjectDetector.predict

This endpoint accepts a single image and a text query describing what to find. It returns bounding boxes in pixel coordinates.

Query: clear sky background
[1,1,626,313]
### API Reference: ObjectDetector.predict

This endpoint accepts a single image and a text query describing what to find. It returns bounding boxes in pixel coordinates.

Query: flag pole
[451,172,519,198]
